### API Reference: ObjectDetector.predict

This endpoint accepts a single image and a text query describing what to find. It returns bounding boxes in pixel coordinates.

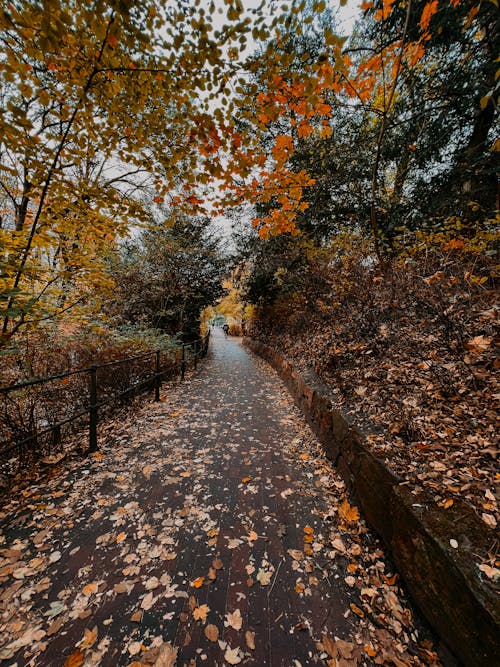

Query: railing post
[194,340,198,370]
[89,365,98,452]
[155,350,161,401]
[181,344,186,381]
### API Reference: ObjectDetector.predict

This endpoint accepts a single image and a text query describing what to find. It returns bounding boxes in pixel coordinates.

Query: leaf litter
[0,333,444,665]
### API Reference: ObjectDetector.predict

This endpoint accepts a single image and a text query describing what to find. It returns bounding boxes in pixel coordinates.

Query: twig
[268,557,284,597]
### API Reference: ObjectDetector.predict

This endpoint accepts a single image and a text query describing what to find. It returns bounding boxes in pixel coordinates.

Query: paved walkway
[0,331,440,666]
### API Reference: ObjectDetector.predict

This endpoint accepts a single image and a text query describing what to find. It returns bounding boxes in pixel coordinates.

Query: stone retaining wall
[245,338,499,667]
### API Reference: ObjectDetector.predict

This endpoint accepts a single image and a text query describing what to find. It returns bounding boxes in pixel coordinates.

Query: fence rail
[0,332,210,471]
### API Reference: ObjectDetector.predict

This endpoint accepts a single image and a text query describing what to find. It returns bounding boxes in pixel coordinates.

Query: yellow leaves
[320,124,333,139]
[191,576,204,588]
[241,476,251,483]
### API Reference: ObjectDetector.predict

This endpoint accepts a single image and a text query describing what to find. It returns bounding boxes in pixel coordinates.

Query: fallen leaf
[224,645,242,665]
[192,576,204,588]
[153,642,178,666]
[142,465,154,479]
[141,592,156,610]
[204,624,219,642]
[225,608,243,630]
[144,576,159,590]
[256,569,272,586]
[128,641,142,656]
[465,335,492,352]
[81,625,98,649]
[479,564,500,580]
[116,532,127,543]
[82,582,99,596]
[338,500,360,523]
[482,513,497,528]
[64,650,84,667]
[245,630,256,650]
[350,603,364,617]
[193,604,210,621]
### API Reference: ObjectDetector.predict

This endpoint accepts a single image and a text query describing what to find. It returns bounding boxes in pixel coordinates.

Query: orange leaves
[374,0,396,21]
[82,582,99,596]
[273,134,294,162]
[64,650,84,667]
[297,122,314,139]
[338,500,360,523]
[191,576,204,588]
[314,102,331,116]
[193,603,210,621]
[419,0,439,32]
[107,33,118,48]
[303,524,314,551]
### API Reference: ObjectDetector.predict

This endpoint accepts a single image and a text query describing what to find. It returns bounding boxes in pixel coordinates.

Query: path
[0,330,442,666]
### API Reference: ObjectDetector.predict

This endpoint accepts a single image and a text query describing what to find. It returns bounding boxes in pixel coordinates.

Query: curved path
[0,330,441,666]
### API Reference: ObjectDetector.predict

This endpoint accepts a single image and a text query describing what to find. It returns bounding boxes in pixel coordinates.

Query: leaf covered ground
[252,253,498,584]
[0,331,446,666]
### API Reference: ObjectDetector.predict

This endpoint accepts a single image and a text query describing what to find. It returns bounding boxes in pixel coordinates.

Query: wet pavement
[0,329,441,666]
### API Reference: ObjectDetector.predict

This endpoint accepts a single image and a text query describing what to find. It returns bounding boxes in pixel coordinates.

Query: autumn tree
[0,0,264,346]
[223,0,498,261]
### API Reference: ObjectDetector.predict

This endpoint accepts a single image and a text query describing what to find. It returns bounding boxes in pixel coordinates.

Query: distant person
[222,323,230,338]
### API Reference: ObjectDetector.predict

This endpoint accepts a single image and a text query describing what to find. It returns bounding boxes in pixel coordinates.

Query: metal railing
[0,332,210,470]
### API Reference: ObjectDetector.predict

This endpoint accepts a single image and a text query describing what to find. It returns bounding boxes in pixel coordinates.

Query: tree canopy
[1,0,498,347]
